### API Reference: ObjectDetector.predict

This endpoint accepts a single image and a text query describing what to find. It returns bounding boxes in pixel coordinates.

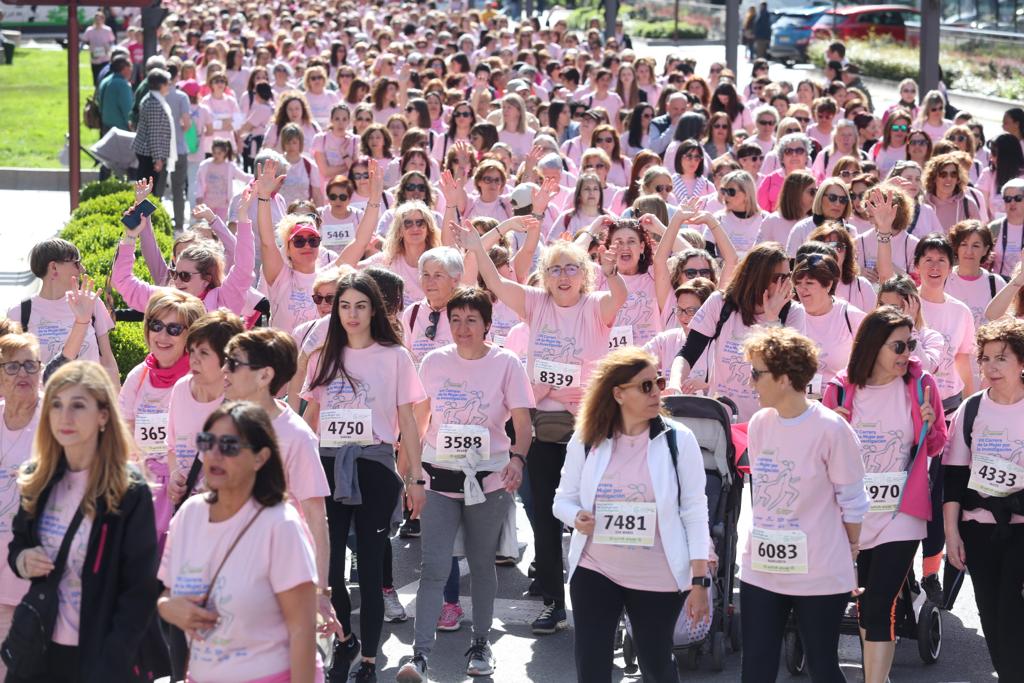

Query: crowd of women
[4,1,1024,682]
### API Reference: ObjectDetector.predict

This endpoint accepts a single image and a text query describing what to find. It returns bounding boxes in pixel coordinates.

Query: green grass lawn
[0,47,101,168]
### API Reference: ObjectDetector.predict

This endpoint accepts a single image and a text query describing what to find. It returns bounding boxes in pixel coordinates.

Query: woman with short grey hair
[400,246,465,368]
[758,132,812,211]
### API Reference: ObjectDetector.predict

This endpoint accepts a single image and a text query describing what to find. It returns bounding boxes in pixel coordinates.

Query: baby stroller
[620,395,745,675]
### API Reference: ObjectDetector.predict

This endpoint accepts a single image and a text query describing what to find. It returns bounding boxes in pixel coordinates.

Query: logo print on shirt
[535,324,582,364]
[436,382,490,426]
[753,458,802,514]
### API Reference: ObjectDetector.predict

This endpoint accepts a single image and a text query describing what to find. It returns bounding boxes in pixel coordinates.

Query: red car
[812,5,921,44]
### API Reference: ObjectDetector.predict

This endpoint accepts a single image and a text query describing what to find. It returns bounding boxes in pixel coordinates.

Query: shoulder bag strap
[48,508,85,583]
[409,303,421,333]
[199,506,265,608]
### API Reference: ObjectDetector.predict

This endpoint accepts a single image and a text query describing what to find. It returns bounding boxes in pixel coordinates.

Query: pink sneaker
[436,601,464,631]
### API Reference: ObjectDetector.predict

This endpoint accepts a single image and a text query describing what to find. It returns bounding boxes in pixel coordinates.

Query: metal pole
[725,0,739,75]
[604,0,618,41]
[919,0,940,94]
[674,0,680,37]
[68,0,81,211]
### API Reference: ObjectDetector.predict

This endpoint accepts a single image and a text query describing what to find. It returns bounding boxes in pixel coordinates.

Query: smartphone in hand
[121,198,158,229]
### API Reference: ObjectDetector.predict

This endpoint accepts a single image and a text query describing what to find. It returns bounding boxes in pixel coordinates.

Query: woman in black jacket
[6,360,160,683]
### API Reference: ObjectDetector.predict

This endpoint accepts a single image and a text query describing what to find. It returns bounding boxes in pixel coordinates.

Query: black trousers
[740,581,848,683]
[961,520,1024,681]
[570,566,684,683]
[526,437,567,604]
[322,456,403,658]
[856,539,918,641]
[136,154,168,197]
[5,643,79,683]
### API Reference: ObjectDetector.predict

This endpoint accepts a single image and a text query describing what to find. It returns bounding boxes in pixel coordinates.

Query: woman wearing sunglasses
[9,361,160,681]
[870,110,912,177]
[916,90,952,143]
[711,170,765,259]
[670,243,806,421]
[158,401,321,683]
[807,223,877,313]
[784,177,853,256]
[374,171,445,239]
[432,101,476,160]
[114,180,256,319]
[256,158,382,335]
[756,132,811,213]
[118,290,204,534]
[924,153,981,230]
[822,307,946,683]
[554,347,710,683]
[756,170,815,246]
[590,123,632,188]
[455,221,627,636]
[739,327,867,683]
[319,176,377,255]
[645,278,714,393]
[301,272,426,682]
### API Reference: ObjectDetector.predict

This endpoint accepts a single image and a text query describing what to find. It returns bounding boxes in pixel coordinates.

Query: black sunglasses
[825,193,849,205]
[196,431,251,456]
[170,268,201,284]
[291,235,321,248]
[1002,194,1024,204]
[312,293,335,305]
[424,309,441,341]
[328,192,350,201]
[405,183,428,193]
[147,319,186,336]
[720,187,738,197]
[224,356,266,373]
[352,172,370,180]
[454,110,474,118]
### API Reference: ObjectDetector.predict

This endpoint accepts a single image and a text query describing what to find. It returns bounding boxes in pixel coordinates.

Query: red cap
[289,222,320,239]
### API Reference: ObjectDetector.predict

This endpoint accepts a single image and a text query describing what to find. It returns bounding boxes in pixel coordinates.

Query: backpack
[585,425,681,504]
[959,391,984,449]
[84,95,102,130]
[20,299,97,351]
[709,298,791,344]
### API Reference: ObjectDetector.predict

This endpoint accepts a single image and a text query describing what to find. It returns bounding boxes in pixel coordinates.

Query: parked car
[768,6,831,63]
[812,4,921,44]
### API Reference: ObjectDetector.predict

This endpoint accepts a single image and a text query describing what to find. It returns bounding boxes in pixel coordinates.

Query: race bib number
[533,358,581,389]
[494,335,507,346]
[608,325,634,349]
[320,409,373,447]
[594,501,657,546]
[865,471,907,513]
[134,413,169,456]
[89,44,107,59]
[968,453,1024,497]
[806,373,823,399]
[751,528,808,574]
[436,424,490,462]
[322,224,354,249]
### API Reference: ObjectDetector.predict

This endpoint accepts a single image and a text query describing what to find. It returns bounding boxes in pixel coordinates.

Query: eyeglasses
[885,339,917,354]
[454,110,474,118]
[480,176,503,185]
[618,376,666,394]
[310,75,325,81]
[750,367,771,382]
[740,154,763,163]
[849,191,865,201]
[654,184,672,193]
[838,169,855,179]
[328,192,349,201]
[170,269,201,284]
[712,123,730,130]
[546,263,581,278]
[594,136,614,144]
[1,360,41,376]
[793,116,811,124]
[405,183,427,193]
[352,172,370,180]
[291,235,321,248]
[675,305,699,317]
[930,106,944,113]
[824,240,847,252]
[312,293,335,305]
[683,268,713,279]
[224,356,265,373]
[783,147,806,156]
[757,119,776,127]
[424,309,441,341]
[825,193,849,205]
[1002,194,1024,204]
[909,138,929,147]
[403,218,427,228]
[770,272,791,284]
[682,152,703,161]
[196,431,251,457]
[147,319,186,336]
[720,187,738,197]
[937,170,959,180]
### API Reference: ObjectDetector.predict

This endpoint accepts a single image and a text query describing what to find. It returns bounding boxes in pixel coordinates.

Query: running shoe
[399,518,421,538]
[395,653,428,682]
[383,587,408,622]
[328,634,360,683]
[465,637,496,676]
[348,661,376,682]
[437,601,464,631]
[531,603,567,634]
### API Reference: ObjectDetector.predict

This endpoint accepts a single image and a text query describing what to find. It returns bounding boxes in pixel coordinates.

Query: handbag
[1,508,85,677]
[533,410,576,444]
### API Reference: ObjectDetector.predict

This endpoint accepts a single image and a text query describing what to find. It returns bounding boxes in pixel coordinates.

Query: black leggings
[961,521,1024,681]
[740,581,848,683]
[856,540,918,641]
[323,456,403,658]
[526,437,568,604]
[569,566,684,683]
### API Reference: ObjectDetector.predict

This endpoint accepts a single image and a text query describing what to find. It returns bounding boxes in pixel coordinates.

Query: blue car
[768,6,830,63]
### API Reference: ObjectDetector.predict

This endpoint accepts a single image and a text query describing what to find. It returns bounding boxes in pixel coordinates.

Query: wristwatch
[692,576,711,588]
[876,232,893,243]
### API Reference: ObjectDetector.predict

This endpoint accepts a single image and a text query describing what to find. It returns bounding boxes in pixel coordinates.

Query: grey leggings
[413,488,511,655]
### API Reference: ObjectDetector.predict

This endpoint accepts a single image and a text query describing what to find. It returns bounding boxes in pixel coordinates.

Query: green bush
[810,39,960,88]
[60,190,174,379]
[79,178,132,203]
[565,5,606,30]
[630,19,709,40]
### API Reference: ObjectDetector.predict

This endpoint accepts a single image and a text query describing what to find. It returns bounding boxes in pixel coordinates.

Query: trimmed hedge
[809,39,959,87]
[630,19,709,40]
[62,182,175,380]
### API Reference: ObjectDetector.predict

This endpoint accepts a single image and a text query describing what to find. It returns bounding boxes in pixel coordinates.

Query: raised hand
[66,276,98,323]
[133,177,154,206]
[867,188,896,232]
[534,176,560,214]
[191,204,216,223]
[599,243,619,277]
[762,277,793,322]
[452,219,484,253]
[254,158,286,198]
[236,184,255,217]
[367,158,384,199]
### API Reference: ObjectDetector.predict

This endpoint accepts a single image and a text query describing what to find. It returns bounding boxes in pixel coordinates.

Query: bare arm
[453,219,529,318]
[597,243,628,326]
[511,218,542,283]
[254,159,287,286]
[337,160,384,266]
[399,402,425,519]
[985,268,1023,320]
[96,333,121,391]
[277,582,317,683]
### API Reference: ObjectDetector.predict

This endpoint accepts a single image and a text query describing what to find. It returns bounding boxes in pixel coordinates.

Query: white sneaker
[465,638,495,676]
[396,653,427,682]
[383,587,408,622]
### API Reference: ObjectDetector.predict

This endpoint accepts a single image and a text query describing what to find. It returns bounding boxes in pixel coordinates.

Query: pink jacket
[113,220,255,315]
[756,169,785,213]
[822,358,948,521]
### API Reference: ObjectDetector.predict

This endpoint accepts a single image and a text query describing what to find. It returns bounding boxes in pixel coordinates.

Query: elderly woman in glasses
[757,132,812,213]
[400,247,468,368]
[455,220,627,636]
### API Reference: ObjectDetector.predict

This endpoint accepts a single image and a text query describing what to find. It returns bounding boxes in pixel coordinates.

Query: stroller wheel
[710,632,726,672]
[729,610,742,652]
[784,630,806,676]
[916,601,942,664]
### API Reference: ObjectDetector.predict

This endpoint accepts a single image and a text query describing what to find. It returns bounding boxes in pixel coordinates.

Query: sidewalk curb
[0,167,100,191]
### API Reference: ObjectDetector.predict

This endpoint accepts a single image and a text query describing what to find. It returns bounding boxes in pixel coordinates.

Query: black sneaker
[348,660,377,682]
[527,561,537,578]
[328,634,360,682]
[465,637,495,676]
[921,574,943,606]
[399,518,421,538]
[531,603,568,634]
[525,579,543,597]
[396,652,428,682]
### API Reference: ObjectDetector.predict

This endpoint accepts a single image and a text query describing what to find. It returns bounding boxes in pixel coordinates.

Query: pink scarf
[144,353,191,389]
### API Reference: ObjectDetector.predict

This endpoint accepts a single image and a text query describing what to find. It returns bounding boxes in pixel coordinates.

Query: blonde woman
[7,361,159,681]
[497,94,534,163]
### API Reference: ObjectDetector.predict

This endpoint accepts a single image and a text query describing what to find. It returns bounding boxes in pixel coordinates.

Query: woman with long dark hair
[710,82,752,133]
[623,104,655,157]
[978,133,1024,219]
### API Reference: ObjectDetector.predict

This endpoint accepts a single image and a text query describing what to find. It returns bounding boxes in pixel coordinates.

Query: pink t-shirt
[401,301,453,369]
[83,25,115,64]
[195,159,251,211]
[165,375,222,477]
[596,271,662,346]
[945,270,1004,330]
[489,300,521,346]
[992,221,1024,278]
[306,91,341,128]
[834,277,877,314]
[943,391,1024,525]
[159,498,321,683]
[850,379,928,549]
[280,154,323,206]
[803,301,866,386]
[265,266,318,337]
[8,295,114,366]
[273,402,331,502]
[523,288,611,414]
[805,124,833,150]
[785,217,858,258]
[920,296,976,400]
[0,405,38,605]
[921,120,952,142]
[741,402,865,595]
[579,432,679,592]
[643,327,710,385]
[40,468,93,645]
[688,291,807,421]
[312,130,359,169]
[872,144,907,177]
[118,363,175,483]
[856,229,919,278]
[756,213,800,247]
[358,252,423,308]
[302,342,426,444]
[705,210,766,258]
